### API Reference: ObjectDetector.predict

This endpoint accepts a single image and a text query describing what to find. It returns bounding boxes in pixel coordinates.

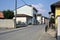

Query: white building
[37,14,42,24]
[14,5,38,25]
[14,14,32,25]
[42,16,45,24]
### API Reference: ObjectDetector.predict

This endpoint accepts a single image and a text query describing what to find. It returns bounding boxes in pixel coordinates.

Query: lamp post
[15,0,17,28]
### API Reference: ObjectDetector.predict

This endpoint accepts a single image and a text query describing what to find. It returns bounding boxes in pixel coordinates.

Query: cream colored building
[51,1,60,28]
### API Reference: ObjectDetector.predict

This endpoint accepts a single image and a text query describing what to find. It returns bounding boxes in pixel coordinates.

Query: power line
[20,0,28,5]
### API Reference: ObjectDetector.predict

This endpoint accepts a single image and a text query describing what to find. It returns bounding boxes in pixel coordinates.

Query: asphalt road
[0,25,51,40]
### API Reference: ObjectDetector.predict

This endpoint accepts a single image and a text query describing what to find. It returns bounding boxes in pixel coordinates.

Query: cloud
[32,3,47,14]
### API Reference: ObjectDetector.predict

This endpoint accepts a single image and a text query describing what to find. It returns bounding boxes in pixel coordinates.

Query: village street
[0,25,56,40]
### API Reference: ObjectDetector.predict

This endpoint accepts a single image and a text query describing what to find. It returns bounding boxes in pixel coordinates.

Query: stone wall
[0,19,15,28]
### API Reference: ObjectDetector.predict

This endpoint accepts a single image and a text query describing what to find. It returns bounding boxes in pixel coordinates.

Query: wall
[57,17,60,39]
[55,7,60,27]
[27,17,32,24]
[33,9,37,14]
[37,16,42,24]
[14,5,33,16]
[16,17,26,24]
[0,19,15,28]
[45,18,49,25]
[14,16,33,25]
[32,10,37,24]
[42,17,45,24]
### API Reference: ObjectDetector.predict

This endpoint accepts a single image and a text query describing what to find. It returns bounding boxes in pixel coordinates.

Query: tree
[3,10,14,19]
[49,17,55,29]
[50,17,55,23]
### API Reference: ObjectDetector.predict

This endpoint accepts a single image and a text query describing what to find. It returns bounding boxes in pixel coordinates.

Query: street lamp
[15,0,17,28]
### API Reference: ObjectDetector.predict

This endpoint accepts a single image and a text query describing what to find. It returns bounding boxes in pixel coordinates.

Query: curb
[0,26,32,35]
[0,28,21,35]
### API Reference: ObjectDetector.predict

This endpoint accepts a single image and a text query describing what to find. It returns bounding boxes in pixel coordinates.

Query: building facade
[14,14,33,25]
[51,1,60,27]
[42,16,45,24]
[37,14,42,24]
[41,16,49,24]
[14,5,38,25]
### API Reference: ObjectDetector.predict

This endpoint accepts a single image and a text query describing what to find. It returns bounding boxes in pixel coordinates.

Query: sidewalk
[40,32,56,40]
[39,28,56,40]
[47,29,56,37]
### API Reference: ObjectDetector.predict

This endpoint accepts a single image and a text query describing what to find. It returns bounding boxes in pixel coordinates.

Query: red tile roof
[0,11,4,19]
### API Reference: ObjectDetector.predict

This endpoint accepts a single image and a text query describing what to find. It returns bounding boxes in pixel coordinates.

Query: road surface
[0,25,56,40]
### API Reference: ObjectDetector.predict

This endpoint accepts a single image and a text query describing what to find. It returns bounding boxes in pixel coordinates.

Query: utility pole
[15,0,17,28]
[14,0,27,28]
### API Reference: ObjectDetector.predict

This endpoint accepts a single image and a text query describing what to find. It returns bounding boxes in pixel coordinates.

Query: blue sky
[0,0,59,17]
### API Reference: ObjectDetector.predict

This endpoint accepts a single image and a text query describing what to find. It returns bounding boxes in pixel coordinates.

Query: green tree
[50,17,55,23]
[3,10,14,19]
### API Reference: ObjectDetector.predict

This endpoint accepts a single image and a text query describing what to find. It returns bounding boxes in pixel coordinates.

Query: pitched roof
[51,1,60,13]
[0,11,4,19]
[51,1,60,6]
[17,5,38,12]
